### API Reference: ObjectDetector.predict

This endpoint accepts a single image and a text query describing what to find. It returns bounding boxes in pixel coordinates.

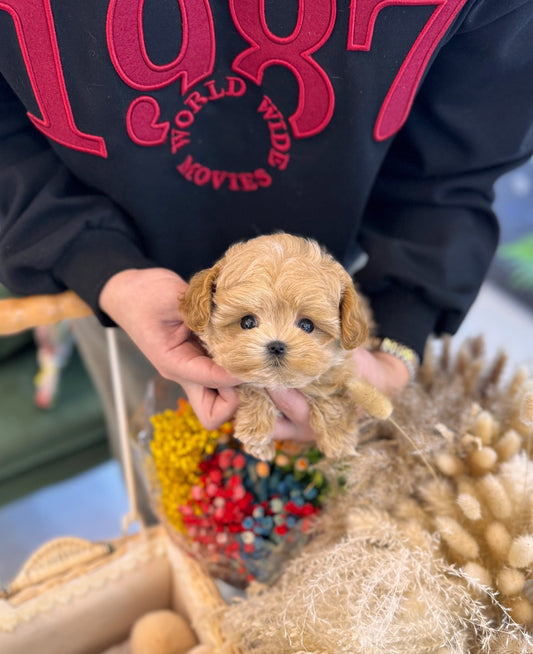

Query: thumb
[169,341,242,388]
[267,388,310,422]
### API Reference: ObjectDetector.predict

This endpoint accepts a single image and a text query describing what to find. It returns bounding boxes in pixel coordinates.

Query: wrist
[353,340,411,397]
[99,267,186,318]
[352,347,411,397]
[371,351,411,395]
[99,269,142,318]
[370,337,420,383]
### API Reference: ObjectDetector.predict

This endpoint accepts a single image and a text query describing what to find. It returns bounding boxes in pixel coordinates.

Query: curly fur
[180,233,391,460]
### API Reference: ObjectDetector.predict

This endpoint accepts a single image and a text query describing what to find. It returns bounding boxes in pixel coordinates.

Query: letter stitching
[0,0,107,156]
[126,96,170,146]
[106,0,215,94]
[229,0,336,139]
[348,0,468,140]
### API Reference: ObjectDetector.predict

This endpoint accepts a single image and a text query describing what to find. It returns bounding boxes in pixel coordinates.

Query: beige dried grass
[220,337,533,653]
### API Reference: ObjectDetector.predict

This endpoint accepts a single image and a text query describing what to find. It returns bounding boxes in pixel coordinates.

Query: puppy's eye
[297,318,314,333]
[240,314,258,329]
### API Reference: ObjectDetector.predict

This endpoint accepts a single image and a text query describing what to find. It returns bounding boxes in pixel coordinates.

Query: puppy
[180,233,392,460]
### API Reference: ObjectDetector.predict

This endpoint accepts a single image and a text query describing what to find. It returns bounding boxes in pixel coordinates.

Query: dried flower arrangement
[219,337,533,653]
[147,399,331,587]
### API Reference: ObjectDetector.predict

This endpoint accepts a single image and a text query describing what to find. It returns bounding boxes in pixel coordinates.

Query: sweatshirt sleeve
[356,0,533,358]
[0,75,154,323]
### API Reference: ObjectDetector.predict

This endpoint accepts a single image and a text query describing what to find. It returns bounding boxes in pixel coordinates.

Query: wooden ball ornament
[130,610,198,654]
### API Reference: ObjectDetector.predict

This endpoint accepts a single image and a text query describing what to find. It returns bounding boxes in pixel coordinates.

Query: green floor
[0,340,108,506]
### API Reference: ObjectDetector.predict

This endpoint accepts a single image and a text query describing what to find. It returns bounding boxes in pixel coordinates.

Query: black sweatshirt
[0,0,532,357]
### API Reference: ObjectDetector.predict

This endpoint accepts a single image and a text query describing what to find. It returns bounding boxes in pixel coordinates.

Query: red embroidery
[171,129,191,153]
[168,76,248,138]
[0,0,107,156]
[177,155,272,190]
[258,96,291,170]
[3,0,468,158]
[106,0,215,94]
[126,96,170,146]
[267,149,290,171]
[183,77,246,113]
[173,92,292,181]
[257,95,283,122]
[348,0,468,141]
[183,91,209,114]
[204,79,225,101]
[229,0,336,139]
[212,169,229,190]
[175,110,195,129]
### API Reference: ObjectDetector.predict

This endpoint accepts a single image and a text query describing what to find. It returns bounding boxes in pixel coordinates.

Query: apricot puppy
[180,233,391,460]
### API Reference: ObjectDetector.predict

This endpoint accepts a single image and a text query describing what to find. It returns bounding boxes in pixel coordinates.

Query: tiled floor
[0,279,532,589]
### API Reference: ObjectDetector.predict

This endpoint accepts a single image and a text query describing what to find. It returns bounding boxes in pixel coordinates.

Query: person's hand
[268,347,410,442]
[351,347,411,397]
[99,267,241,429]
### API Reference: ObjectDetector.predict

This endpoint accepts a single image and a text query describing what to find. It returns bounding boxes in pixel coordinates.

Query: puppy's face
[180,234,368,389]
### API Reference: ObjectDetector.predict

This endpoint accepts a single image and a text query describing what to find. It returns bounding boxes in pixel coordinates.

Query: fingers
[267,388,315,442]
[272,415,314,441]
[99,268,242,431]
[186,385,316,442]
[352,347,410,397]
[184,383,240,431]
[268,388,310,419]
[167,340,241,388]
[149,327,241,388]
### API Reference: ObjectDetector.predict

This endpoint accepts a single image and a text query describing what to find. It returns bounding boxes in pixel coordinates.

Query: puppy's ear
[339,275,369,350]
[179,263,221,332]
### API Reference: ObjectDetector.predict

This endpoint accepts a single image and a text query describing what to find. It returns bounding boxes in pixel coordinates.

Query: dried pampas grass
[220,337,533,653]
[223,508,530,653]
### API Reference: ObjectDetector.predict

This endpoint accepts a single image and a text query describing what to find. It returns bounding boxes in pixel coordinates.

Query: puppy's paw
[309,401,358,459]
[233,423,276,461]
[234,386,277,460]
[243,439,276,462]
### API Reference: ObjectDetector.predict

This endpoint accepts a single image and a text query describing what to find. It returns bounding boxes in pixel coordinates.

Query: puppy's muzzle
[266,340,287,358]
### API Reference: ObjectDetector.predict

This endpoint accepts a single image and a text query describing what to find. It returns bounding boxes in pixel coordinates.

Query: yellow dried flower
[508,596,533,626]
[150,398,231,532]
[434,452,464,477]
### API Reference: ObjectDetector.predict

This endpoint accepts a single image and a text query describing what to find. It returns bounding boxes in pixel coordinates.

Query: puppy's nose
[266,340,287,357]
